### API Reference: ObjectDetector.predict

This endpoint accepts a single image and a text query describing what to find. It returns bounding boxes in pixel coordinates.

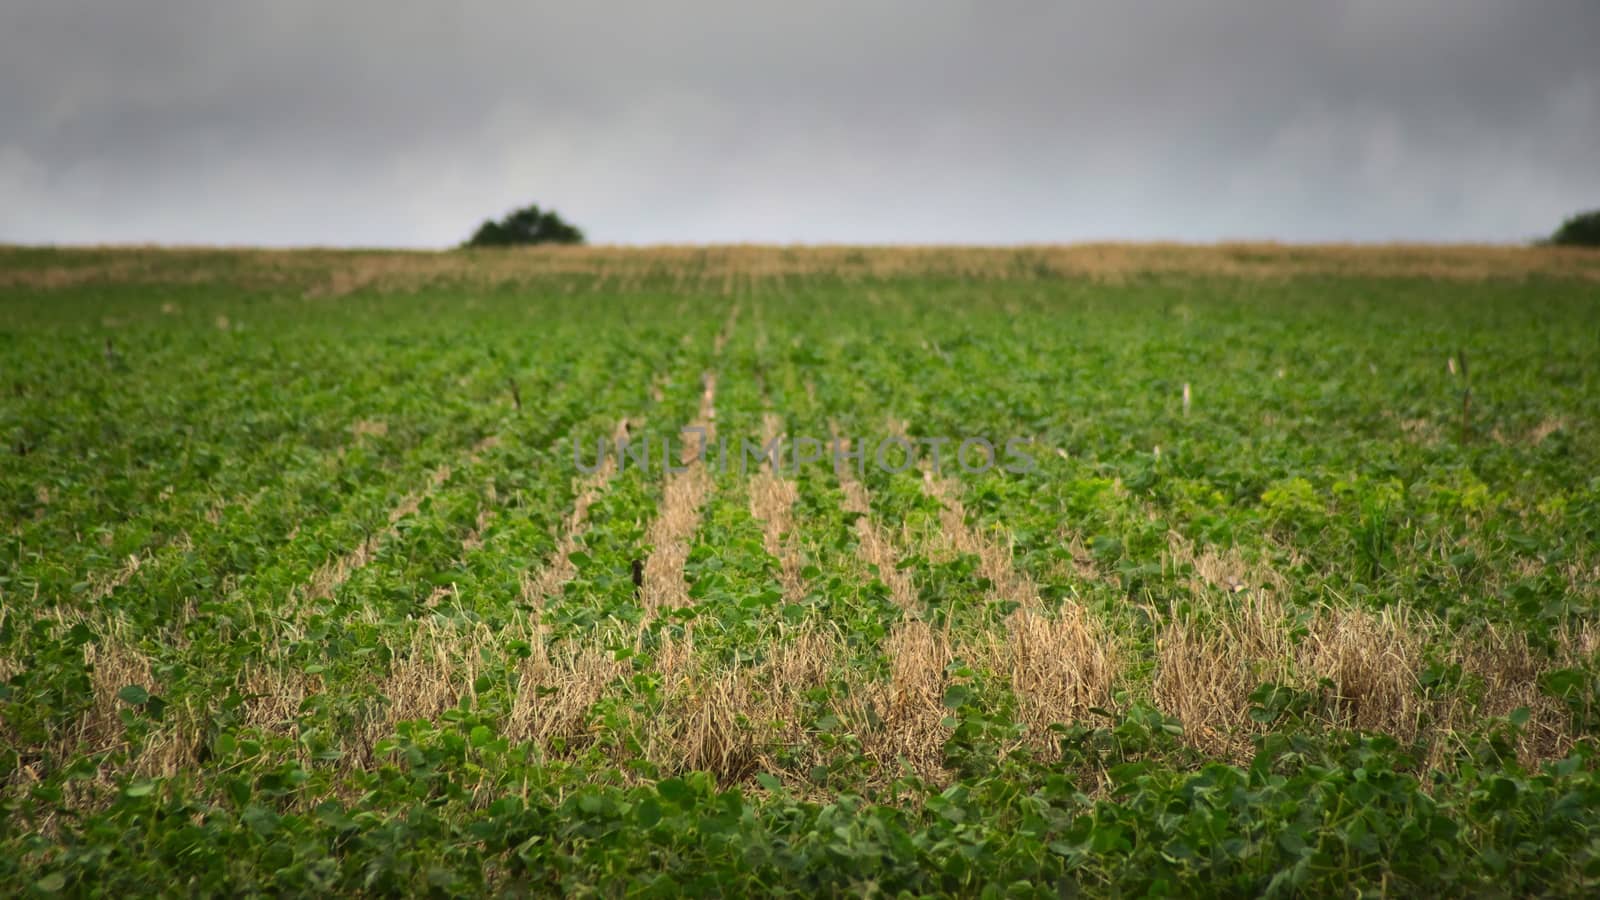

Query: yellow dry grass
[828,426,918,610]
[1300,604,1428,739]
[1528,417,1565,446]
[12,426,1595,804]
[641,301,737,614]
[299,435,498,606]
[20,593,1592,804]
[747,413,807,602]
[350,419,389,439]
[849,620,956,778]
[640,373,718,614]
[975,606,1118,744]
[7,243,1599,295]
[918,464,1119,750]
[87,553,145,603]
[921,469,1042,608]
[78,630,159,757]
[521,417,634,605]
[636,628,837,784]
[0,618,205,796]
[1154,534,1588,763]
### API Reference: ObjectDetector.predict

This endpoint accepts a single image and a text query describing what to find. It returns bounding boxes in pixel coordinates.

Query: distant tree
[1549,209,1600,247]
[463,204,585,247]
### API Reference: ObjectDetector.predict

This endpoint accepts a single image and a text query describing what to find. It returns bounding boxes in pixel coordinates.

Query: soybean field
[4,244,1600,895]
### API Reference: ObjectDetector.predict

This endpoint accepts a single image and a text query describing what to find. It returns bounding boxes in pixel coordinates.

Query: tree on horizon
[1549,209,1600,247]
[463,203,585,247]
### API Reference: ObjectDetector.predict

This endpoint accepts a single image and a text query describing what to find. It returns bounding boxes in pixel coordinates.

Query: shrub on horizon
[463,203,585,247]
[1548,209,1600,247]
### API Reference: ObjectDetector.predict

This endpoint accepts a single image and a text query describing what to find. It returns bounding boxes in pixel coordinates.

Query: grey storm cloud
[1,1,1596,246]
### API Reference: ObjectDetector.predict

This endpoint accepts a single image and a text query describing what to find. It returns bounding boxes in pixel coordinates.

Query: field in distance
[3,244,1599,895]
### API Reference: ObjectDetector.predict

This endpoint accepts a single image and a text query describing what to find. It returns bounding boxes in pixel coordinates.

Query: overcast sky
[2,2,1596,247]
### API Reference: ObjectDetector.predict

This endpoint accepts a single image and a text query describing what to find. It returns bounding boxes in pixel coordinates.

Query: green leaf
[636,796,662,827]
[469,724,495,748]
[315,802,358,832]
[242,804,279,837]
[117,685,149,705]
[942,684,973,709]
[1540,669,1589,699]
[656,777,695,807]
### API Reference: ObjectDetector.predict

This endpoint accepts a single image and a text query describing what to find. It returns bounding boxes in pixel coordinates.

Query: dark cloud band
[2,1,1596,245]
